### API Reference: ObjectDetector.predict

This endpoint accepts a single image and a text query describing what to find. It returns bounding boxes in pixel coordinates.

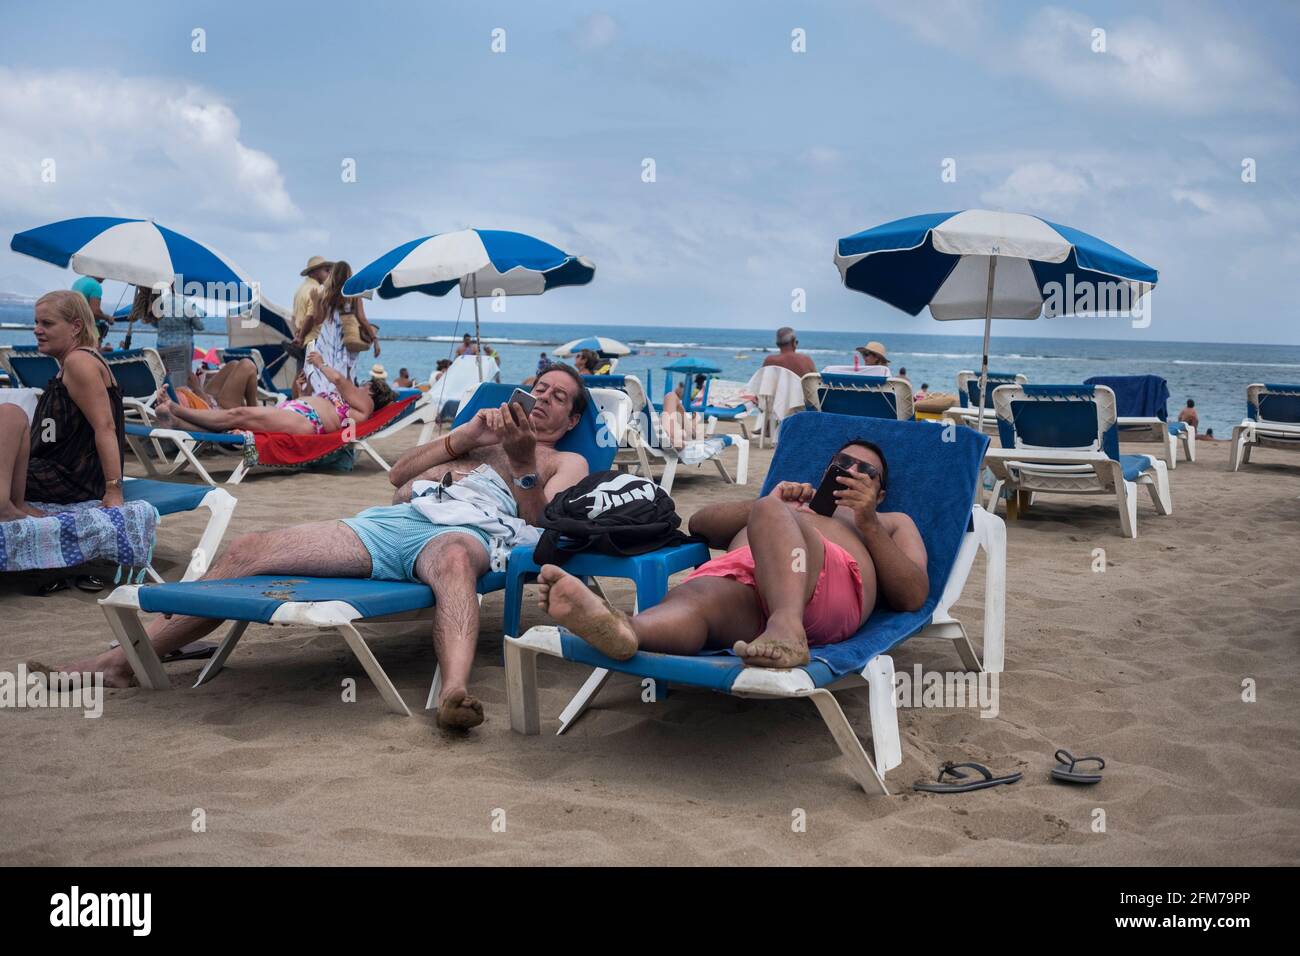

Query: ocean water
[4,304,1298,435]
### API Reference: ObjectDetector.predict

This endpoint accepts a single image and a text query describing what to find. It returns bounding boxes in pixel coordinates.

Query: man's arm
[835,471,929,612]
[389,413,492,488]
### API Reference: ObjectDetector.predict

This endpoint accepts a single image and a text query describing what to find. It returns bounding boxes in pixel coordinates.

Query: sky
[0,0,1297,344]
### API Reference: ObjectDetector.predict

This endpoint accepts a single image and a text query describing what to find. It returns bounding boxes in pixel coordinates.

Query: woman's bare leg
[49,521,372,686]
[154,388,317,435]
[205,359,258,408]
[0,405,36,520]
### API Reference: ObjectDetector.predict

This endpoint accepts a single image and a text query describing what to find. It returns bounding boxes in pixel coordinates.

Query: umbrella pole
[975,257,997,431]
[471,274,483,381]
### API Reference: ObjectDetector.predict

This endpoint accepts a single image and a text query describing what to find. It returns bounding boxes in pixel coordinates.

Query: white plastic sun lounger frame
[123,478,238,584]
[983,384,1172,539]
[1229,384,1300,472]
[943,370,1028,434]
[1117,416,1195,468]
[617,375,748,495]
[503,503,1006,796]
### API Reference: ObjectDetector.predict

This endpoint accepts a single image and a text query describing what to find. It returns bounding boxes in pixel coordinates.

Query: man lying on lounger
[152,353,393,436]
[537,439,928,668]
[49,366,591,730]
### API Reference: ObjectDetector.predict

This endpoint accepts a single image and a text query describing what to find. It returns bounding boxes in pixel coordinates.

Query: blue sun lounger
[123,478,237,583]
[984,384,1172,537]
[99,382,617,714]
[1230,383,1300,471]
[1085,374,1195,468]
[505,411,1007,795]
[943,370,1029,433]
[814,372,916,420]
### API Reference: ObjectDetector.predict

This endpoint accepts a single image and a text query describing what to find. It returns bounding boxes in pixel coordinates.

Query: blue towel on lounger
[1085,374,1170,420]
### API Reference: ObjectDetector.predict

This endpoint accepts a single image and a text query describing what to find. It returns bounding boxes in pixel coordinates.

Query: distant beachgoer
[897,366,910,383]
[855,341,891,374]
[133,285,204,390]
[72,275,113,347]
[762,327,816,377]
[293,256,332,338]
[0,291,126,520]
[456,333,478,356]
[153,352,393,437]
[433,358,453,383]
[299,261,379,394]
[537,352,549,374]
[194,357,261,409]
[915,383,929,400]
[395,367,414,388]
[1203,428,1215,440]
[1178,399,1199,431]
[574,349,601,374]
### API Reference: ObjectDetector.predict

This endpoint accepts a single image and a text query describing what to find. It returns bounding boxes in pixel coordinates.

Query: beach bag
[533,471,698,565]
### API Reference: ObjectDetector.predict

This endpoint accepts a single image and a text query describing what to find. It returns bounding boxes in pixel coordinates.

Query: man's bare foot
[536,564,638,660]
[26,658,136,688]
[733,612,810,669]
[436,688,484,729]
[153,388,177,427]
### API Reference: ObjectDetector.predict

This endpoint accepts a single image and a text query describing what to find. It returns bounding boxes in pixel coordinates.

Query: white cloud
[982,161,1092,212]
[574,12,618,51]
[0,67,301,229]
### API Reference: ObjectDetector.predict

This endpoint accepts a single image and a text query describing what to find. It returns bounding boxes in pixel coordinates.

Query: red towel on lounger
[244,395,419,470]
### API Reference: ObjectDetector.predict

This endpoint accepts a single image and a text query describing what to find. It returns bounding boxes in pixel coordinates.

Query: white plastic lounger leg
[425,665,442,712]
[101,602,170,690]
[1229,424,1249,472]
[732,436,749,485]
[865,655,902,773]
[658,458,678,495]
[710,456,734,484]
[227,460,248,485]
[1145,461,1173,515]
[807,688,888,796]
[192,620,249,687]
[1116,479,1139,538]
[557,667,612,735]
[1184,426,1196,463]
[354,439,391,471]
[980,511,1007,674]
[183,489,237,582]
[336,622,411,716]
[504,640,541,735]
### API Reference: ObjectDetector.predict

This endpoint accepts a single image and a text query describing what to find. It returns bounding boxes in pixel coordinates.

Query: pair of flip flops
[37,574,107,596]
[913,749,1106,793]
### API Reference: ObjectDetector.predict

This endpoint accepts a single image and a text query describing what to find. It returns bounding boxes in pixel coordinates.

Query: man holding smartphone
[536,439,929,669]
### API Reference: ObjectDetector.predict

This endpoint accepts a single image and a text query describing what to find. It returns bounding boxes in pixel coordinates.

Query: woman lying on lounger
[153,353,394,436]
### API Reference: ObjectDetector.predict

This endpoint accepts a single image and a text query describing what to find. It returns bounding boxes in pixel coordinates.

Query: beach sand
[1,429,1298,866]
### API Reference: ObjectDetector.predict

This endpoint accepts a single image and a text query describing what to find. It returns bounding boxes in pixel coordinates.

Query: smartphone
[809,465,852,517]
[508,388,537,417]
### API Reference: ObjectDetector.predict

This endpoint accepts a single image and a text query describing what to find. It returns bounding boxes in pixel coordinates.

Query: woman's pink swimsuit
[685,539,865,646]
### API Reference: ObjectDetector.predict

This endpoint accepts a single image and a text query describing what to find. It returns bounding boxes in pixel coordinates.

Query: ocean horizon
[4,303,1296,435]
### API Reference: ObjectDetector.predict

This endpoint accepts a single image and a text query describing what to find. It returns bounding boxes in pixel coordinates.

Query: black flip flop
[162,640,218,663]
[1051,749,1105,784]
[913,761,1023,794]
[74,574,106,593]
[36,577,70,596]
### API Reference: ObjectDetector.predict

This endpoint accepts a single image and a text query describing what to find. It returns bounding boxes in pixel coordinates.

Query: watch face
[516,474,537,489]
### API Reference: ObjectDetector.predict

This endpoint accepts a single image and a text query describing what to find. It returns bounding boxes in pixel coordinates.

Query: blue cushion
[1120,454,1154,482]
[1168,421,1186,435]
[1085,374,1169,420]
[125,422,245,446]
[136,572,507,623]
[452,382,616,472]
[124,479,210,516]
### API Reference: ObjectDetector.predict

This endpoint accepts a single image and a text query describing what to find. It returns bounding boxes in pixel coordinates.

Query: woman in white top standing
[298,261,379,394]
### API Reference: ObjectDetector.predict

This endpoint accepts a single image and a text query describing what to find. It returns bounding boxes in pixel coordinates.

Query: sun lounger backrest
[958,370,1027,409]
[760,411,988,635]
[818,374,914,421]
[994,384,1121,460]
[103,347,169,398]
[1083,374,1170,420]
[582,374,627,389]
[452,382,617,472]
[1248,383,1300,425]
[0,345,60,388]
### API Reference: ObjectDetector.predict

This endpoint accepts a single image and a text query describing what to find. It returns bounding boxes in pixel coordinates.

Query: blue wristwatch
[513,473,538,490]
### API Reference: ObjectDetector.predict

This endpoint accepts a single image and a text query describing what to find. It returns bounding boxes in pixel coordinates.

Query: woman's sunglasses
[832,452,882,482]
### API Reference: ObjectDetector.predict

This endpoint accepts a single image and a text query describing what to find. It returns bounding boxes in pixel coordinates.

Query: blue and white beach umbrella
[554,336,630,358]
[10,216,255,295]
[343,228,593,300]
[834,209,1158,424]
[345,228,594,380]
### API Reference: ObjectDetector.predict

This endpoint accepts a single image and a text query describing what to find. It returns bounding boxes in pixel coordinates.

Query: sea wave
[1171,359,1300,369]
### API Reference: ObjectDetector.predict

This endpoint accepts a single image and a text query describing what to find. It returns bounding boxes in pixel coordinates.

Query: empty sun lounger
[984,384,1172,538]
[505,410,1006,795]
[815,373,915,420]
[99,382,616,713]
[1230,383,1300,471]
[1084,373,1195,467]
[943,370,1028,434]
[0,344,60,389]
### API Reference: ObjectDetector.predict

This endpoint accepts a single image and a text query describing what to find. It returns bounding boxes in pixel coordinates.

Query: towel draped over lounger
[0,499,158,573]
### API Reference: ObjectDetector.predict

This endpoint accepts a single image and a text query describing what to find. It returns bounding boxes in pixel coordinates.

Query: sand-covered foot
[734,613,809,669]
[153,388,178,427]
[537,564,638,660]
[437,688,484,730]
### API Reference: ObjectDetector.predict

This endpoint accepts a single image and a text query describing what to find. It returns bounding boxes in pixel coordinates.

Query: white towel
[409,464,539,571]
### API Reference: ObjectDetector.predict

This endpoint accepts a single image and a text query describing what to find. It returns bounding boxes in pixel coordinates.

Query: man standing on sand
[537,439,929,669]
[762,327,816,376]
[39,366,592,731]
[1178,399,1199,431]
[292,256,332,340]
[71,275,113,345]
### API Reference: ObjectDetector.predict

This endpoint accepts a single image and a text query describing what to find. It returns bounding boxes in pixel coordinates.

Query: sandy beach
[1,423,1297,866]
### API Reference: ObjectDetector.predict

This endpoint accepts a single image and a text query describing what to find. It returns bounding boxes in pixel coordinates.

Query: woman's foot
[537,564,638,660]
[734,611,810,669]
[0,503,29,523]
[153,388,177,427]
